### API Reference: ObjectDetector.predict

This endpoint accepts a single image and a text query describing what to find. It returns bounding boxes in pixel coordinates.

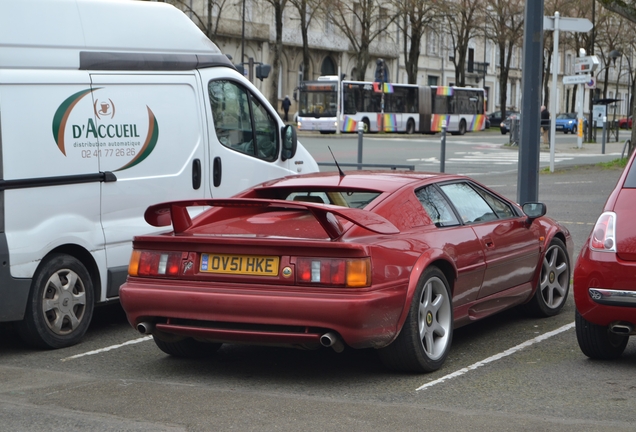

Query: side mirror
[522,202,547,222]
[281,124,297,161]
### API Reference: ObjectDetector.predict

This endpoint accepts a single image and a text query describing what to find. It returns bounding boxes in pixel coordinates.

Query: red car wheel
[575,310,628,360]
[523,238,570,317]
[378,266,453,373]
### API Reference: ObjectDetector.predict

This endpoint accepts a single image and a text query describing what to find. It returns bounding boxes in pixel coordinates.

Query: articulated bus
[296,76,486,135]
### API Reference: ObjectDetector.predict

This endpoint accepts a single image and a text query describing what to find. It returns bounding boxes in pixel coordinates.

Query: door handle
[192,158,201,190]
[213,156,222,187]
[484,237,495,248]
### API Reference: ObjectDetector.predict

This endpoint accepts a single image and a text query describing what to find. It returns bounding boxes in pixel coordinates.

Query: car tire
[153,334,222,358]
[362,118,370,133]
[523,238,570,317]
[572,125,577,135]
[15,254,94,349]
[406,119,415,134]
[458,119,467,135]
[575,310,628,360]
[500,129,507,135]
[378,266,453,373]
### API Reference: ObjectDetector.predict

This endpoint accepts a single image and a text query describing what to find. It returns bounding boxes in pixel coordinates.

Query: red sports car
[120,171,573,373]
[574,150,636,359]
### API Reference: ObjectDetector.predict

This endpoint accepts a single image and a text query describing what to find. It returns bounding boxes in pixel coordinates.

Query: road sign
[543,16,593,32]
[585,77,597,89]
[563,74,592,85]
[574,55,600,73]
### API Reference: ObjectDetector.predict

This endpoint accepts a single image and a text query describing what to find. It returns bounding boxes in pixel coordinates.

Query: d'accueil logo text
[52,88,159,171]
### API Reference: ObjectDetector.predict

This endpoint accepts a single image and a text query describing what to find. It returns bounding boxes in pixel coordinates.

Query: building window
[321,57,336,76]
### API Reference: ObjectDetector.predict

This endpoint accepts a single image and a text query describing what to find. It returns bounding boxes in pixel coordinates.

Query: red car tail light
[590,212,616,252]
[296,257,371,287]
[129,250,184,277]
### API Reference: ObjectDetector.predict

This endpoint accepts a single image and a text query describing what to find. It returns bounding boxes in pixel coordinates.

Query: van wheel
[16,254,94,349]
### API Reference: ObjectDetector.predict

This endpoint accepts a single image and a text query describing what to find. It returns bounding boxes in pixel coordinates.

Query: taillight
[296,257,370,287]
[590,212,616,252]
[128,250,184,277]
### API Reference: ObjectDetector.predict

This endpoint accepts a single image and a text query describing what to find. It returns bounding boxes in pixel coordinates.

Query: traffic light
[256,64,271,81]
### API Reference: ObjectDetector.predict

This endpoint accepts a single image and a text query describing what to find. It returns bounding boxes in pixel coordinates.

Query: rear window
[285,191,380,208]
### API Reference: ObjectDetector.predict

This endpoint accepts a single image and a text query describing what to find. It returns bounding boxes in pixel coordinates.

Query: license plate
[200,253,279,276]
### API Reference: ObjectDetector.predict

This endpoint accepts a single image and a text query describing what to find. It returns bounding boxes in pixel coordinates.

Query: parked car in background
[555,113,588,134]
[500,112,520,134]
[574,149,636,360]
[618,115,632,129]
[120,171,573,373]
[487,110,507,128]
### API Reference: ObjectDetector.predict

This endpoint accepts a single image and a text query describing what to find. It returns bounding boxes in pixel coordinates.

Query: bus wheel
[362,118,370,133]
[458,119,467,135]
[406,119,415,134]
[15,254,94,349]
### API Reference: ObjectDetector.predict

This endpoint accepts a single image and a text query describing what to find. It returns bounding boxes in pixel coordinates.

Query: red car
[618,116,632,129]
[574,150,636,359]
[120,171,573,373]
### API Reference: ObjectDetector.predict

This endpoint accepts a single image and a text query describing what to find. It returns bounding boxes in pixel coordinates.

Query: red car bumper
[119,278,408,349]
[573,243,636,326]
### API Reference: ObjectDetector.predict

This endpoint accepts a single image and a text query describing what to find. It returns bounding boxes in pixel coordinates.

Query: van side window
[208,80,279,162]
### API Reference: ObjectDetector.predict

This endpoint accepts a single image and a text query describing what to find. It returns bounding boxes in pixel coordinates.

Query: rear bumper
[119,278,408,349]
[573,244,636,326]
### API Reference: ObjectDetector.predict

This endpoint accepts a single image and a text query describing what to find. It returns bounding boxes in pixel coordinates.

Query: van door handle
[213,157,222,187]
[192,158,201,190]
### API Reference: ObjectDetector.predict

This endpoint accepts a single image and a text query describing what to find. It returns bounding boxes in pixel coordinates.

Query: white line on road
[415,322,575,391]
[60,336,152,362]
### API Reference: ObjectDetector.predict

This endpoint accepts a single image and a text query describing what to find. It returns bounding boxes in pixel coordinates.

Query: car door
[198,68,294,198]
[89,73,207,297]
[415,185,486,307]
[439,181,541,299]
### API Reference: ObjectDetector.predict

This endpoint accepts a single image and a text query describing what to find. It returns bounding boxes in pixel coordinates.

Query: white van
[0,0,318,349]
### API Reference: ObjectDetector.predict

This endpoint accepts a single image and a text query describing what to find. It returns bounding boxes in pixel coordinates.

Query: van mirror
[281,124,297,161]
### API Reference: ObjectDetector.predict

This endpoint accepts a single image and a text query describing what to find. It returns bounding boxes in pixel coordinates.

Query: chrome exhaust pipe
[137,322,155,335]
[610,323,634,335]
[320,332,345,353]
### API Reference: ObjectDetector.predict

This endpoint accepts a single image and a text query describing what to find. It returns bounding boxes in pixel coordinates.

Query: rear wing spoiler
[144,198,399,239]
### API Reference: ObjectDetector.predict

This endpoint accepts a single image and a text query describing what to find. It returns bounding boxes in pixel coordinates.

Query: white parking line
[416,322,575,391]
[60,336,152,362]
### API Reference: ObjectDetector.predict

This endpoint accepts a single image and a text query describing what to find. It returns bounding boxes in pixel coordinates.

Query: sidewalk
[546,139,628,156]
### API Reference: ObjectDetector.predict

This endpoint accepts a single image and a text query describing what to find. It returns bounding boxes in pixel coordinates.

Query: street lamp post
[610,49,622,141]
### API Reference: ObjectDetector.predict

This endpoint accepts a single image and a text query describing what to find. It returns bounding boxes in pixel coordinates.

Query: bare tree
[437,0,481,87]
[484,0,524,121]
[288,0,322,79]
[395,0,437,84]
[599,0,636,153]
[166,0,229,39]
[542,0,581,110]
[325,0,398,81]
[263,0,288,107]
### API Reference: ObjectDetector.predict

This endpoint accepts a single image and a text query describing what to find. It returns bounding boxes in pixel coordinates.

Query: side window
[208,80,279,162]
[473,186,516,218]
[439,182,498,224]
[250,94,278,161]
[416,186,460,227]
